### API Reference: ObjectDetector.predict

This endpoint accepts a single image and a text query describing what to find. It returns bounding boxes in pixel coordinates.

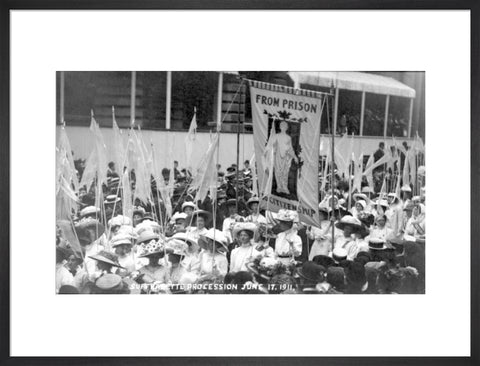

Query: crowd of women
[56,160,426,295]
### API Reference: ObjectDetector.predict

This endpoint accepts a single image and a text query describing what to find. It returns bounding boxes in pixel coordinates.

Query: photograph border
[1,1,478,365]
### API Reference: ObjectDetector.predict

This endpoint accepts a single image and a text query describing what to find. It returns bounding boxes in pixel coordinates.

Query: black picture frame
[1,1,478,365]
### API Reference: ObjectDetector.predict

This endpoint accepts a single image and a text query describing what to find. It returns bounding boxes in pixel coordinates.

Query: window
[138,72,167,130]
[171,72,218,130]
[337,89,362,135]
[363,92,386,137]
[386,96,410,137]
[61,71,132,127]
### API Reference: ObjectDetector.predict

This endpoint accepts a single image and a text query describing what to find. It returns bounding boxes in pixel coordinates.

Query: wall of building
[58,125,414,170]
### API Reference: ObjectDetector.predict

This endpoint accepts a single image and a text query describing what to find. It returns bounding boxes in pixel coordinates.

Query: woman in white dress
[307,208,334,260]
[186,210,211,241]
[198,229,229,276]
[229,222,262,273]
[367,214,394,242]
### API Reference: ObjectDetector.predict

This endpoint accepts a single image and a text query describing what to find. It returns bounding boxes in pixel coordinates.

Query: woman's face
[115,244,131,256]
[148,255,161,266]
[175,219,186,231]
[196,216,205,229]
[280,122,288,132]
[376,217,386,228]
[413,206,420,217]
[343,225,353,236]
[184,207,194,215]
[238,231,251,245]
[168,253,181,264]
[355,203,363,212]
[250,203,259,213]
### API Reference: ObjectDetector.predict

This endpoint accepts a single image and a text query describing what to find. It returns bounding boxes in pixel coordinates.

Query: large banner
[248,80,324,226]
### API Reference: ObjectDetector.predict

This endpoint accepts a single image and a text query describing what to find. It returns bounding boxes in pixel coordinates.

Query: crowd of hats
[57,158,425,295]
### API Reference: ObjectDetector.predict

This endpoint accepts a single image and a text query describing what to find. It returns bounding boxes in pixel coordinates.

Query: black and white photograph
[55,71,426,295]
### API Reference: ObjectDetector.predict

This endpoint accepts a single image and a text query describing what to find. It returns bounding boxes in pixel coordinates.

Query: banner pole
[329,92,335,246]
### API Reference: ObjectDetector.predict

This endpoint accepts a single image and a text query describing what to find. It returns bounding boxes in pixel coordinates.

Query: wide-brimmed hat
[170,232,197,247]
[246,196,260,208]
[79,206,100,218]
[138,237,171,258]
[136,230,160,245]
[135,220,161,235]
[232,222,257,239]
[104,194,121,205]
[95,273,127,292]
[111,234,133,248]
[181,201,196,211]
[277,209,298,222]
[74,218,105,246]
[171,212,188,222]
[142,212,156,221]
[185,210,213,226]
[296,262,326,282]
[200,229,229,251]
[368,238,389,250]
[353,193,368,202]
[166,238,189,256]
[335,215,363,231]
[108,215,132,228]
[88,250,125,268]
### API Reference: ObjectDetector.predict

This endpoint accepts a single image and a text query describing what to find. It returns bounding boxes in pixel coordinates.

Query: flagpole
[329,92,336,245]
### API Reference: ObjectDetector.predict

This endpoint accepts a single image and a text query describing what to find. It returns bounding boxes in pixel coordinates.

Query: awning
[287,71,416,98]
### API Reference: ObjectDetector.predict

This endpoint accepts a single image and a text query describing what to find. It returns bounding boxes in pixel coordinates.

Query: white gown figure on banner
[267,121,298,195]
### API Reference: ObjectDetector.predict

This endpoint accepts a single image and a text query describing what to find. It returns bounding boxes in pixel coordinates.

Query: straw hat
[166,238,189,256]
[368,238,390,251]
[136,230,160,245]
[74,218,105,246]
[181,201,196,211]
[232,222,257,239]
[88,250,125,268]
[277,209,297,222]
[353,193,368,202]
[171,212,188,222]
[200,228,229,252]
[246,196,260,208]
[111,234,133,248]
[332,248,348,263]
[79,206,100,218]
[104,195,121,205]
[185,210,213,227]
[138,238,171,258]
[108,215,132,228]
[335,216,363,231]
[170,232,197,247]
[95,274,123,290]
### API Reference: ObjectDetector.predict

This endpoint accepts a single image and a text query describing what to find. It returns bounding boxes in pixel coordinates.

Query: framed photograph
[2,1,478,365]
